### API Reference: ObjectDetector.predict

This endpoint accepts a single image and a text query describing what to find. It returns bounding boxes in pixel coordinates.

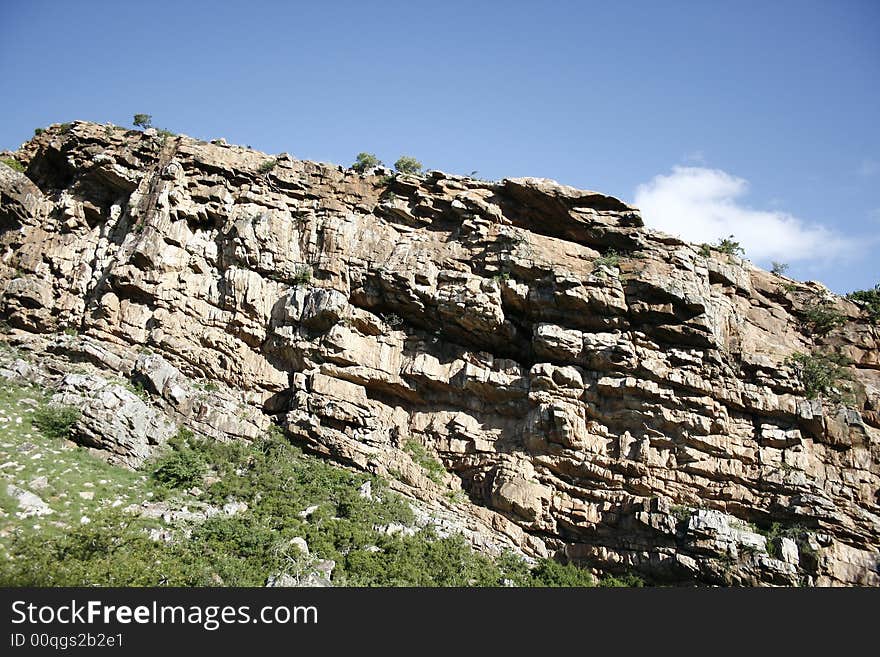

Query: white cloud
[634,166,856,263]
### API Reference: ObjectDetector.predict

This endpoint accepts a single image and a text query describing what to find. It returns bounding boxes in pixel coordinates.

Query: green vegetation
[351,152,382,173]
[716,236,745,256]
[846,284,880,324]
[700,235,745,258]
[133,114,153,129]
[194,379,219,393]
[394,156,422,175]
[800,300,847,335]
[58,123,72,133]
[380,312,403,328]
[715,235,745,257]
[1,157,25,173]
[0,381,148,561]
[292,265,312,286]
[771,261,789,276]
[125,380,148,400]
[33,128,44,136]
[151,430,205,490]
[0,402,641,586]
[156,128,175,145]
[403,439,445,484]
[757,522,814,559]
[258,159,277,174]
[785,350,853,402]
[670,505,693,523]
[32,404,81,440]
[592,250,622,273]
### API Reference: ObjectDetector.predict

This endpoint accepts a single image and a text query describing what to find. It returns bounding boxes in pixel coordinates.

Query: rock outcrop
[1,121,878,585]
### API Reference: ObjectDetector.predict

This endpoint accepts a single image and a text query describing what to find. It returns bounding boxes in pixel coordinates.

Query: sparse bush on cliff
[1,157,25,173]
[403,439,445,484]
[771,261,789,276]
[846,284,880,323]
[716,236,745,257]
[394,156,422,175]
[700,235,745,259]
[292,265,312,286]
[592,250,622,273]
[800,300,847,335]
[351,152,381,173]
[785,350,853,402]
[133,114,152,129]
[258,159,277,174]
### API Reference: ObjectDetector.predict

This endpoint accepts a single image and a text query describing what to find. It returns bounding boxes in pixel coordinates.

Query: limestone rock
[1,120,878,586]
[53,373,177,468]
[6,484,53,518]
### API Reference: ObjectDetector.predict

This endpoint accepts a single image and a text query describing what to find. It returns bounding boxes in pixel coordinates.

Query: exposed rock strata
[1,121,878,585]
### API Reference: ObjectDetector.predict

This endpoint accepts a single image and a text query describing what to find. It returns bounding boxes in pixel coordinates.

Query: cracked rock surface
[1,121,878,585]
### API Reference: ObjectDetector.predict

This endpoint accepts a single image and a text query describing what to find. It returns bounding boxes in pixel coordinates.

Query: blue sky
[1,0,877,293]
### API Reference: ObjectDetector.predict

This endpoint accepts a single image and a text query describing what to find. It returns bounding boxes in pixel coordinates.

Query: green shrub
[352,152,381,173]
[58,123,72,133]
[32,404,81,439]
[758,522,813,559]
[670,505,693,523]
[528,558,596,587]
[403,439,445,483]
[593,250,621,272]
[0,415,649,588]
[598,572,645,587]
[771,261,789,276]
[394,156,422,175]
[1,157,25,173]
[151,433,206,489]
[292,265,312,286]
[33,128,44,136]
[258,159,277,174]
[700,235,744,258]
[800,301,847,335]
[716,235,745,257]
[126,380,149,400]
[0,511,177,586]
[133,113,153,129]
[846,284,880,323]
[785,350,853,402]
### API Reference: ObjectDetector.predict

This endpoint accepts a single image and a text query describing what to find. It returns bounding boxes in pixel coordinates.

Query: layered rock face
[1,121,878,585]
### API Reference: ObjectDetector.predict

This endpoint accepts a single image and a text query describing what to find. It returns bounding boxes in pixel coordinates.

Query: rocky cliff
[1,121,878,586]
